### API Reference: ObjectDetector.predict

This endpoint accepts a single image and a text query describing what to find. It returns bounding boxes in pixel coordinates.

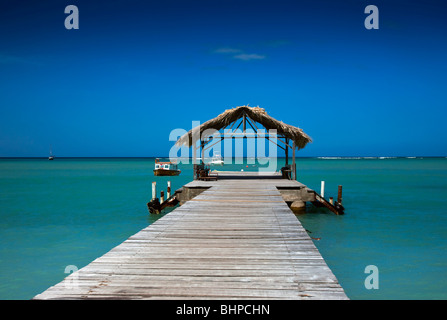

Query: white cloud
[213,47,266,61]
[214,47,242,54]
[233,53,266,61]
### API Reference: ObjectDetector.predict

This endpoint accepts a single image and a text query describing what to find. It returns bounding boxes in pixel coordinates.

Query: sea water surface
[0,157,446,299]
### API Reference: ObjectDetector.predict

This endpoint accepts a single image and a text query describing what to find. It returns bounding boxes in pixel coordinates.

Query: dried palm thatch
[175,105,312,150]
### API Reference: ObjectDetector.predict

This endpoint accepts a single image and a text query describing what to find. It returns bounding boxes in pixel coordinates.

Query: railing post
[321,181,325,198]
[167,181,171,199]
[338,185,343,205]
[152,181,156,200]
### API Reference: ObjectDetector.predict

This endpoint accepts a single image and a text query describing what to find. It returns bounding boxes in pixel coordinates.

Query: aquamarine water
[1,157,446,299]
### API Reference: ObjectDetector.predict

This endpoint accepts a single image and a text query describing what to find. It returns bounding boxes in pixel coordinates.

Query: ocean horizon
[1,157,446,299]
[1,156,445,159]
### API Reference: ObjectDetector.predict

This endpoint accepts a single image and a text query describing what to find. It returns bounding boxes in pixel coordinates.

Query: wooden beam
[292,141,296,180]
[242,113,246,132]
[201,140,205,164]
[245,117,258,132]
[265,136,285,151]
[202,136,224,152]
[276,136,294,150]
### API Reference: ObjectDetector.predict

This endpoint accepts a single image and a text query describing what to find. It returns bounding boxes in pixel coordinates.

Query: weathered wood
[338,185,343,205]
[34,177,348,300]
[147,194,179,214]
[312,191,345,215]
[292,141,296,180]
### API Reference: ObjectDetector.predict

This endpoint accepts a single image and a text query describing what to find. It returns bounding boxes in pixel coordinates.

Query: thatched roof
[175,105,312,150]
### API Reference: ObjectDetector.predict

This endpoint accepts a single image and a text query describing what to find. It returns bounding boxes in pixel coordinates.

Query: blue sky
[0,0,446,157]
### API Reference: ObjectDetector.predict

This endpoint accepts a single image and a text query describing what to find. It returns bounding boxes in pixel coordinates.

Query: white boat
[209,153,224,166]
[153,158,180,176]
[48,146,54,160]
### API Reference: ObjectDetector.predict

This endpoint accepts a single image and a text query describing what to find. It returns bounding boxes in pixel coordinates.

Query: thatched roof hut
[175,105,312,149]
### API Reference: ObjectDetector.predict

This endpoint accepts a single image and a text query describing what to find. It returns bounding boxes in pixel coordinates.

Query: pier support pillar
[290,201,306,214]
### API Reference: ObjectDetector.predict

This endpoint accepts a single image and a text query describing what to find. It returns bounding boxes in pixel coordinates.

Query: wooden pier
[34,173,348,300]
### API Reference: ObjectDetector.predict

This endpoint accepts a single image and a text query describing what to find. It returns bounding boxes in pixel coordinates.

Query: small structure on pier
[149,105,344,216]
[175,105,312,180]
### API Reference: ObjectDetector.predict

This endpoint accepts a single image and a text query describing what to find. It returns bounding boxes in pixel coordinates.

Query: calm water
[0,157,446,299]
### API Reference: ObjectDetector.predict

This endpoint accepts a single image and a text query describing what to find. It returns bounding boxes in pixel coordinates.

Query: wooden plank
[34,178,348,300]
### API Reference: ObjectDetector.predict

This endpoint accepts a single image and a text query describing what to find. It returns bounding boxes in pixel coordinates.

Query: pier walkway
[34,177,348,299]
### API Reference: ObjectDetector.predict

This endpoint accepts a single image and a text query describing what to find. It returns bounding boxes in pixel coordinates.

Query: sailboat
[48,146,54,160]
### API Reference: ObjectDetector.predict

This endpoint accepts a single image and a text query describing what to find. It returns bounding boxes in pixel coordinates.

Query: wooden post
[167,181,171,199]
[292,141,296,180]
[160,190,164,204]
[192,121,200,179]
[152,181,156,200]
[338,185,343,205]
[193,144,196,165]
[193,144,197,180]
[285,138,289,166]
[321,181,325,198]
[201,140,205,165]
[242,113,246,132]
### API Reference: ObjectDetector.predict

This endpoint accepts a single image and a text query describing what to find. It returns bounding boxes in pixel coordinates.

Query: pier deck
[34,177,348,300]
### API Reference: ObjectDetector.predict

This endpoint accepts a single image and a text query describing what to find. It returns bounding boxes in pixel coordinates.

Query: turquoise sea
[0,157,446,300]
